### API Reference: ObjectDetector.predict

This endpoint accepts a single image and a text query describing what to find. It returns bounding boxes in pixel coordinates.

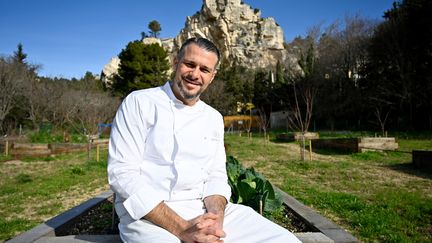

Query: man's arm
[202,195,227,240]
[144,201,225,243]
[204,195,227,216]
[143,201,189,237]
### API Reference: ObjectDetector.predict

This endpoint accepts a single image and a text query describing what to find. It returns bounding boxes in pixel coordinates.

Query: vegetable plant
[226,156,282,214]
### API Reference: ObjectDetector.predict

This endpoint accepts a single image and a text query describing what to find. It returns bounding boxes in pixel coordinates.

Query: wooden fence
[224,115,261,132]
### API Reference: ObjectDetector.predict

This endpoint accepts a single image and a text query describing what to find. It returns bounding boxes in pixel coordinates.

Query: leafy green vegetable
[226,156,282,214]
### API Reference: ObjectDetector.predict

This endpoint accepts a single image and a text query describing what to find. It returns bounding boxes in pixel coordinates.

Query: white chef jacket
[108,81,231,221]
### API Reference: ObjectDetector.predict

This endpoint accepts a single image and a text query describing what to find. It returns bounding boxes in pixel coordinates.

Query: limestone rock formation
[100,57,120,87]
[170,0,291,69]
[101,0,299,86]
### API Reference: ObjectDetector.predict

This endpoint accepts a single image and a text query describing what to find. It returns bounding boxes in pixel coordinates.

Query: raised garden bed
[7,190,358,243]
[412,150,432,169]
[2,139,109,159]
[311,137,399,153]
[277,132,320,142]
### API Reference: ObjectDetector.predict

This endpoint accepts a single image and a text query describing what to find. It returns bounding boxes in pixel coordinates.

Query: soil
[64,197,314,236]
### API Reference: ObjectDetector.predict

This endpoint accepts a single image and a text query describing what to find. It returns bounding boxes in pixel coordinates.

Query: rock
[142,37,162,46]
[101,0,300,86]
[170,0,292,69]
[100,57,120,87]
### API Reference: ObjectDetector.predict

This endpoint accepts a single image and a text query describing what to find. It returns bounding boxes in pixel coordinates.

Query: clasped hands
[179,212,226,243]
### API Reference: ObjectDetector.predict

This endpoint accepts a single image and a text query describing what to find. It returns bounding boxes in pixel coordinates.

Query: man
[108,37,301,243]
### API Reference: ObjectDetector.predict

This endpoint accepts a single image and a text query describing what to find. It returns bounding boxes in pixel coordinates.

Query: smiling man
[108,37,301,243]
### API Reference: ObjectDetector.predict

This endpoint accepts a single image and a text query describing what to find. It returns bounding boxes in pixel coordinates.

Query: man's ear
[209,70,217,84]
[173,57,179,70]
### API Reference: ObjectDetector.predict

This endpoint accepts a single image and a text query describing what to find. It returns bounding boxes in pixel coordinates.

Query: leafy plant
[226,156,282,214]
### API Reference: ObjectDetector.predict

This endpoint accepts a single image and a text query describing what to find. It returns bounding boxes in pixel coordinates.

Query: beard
[173,75,204,101]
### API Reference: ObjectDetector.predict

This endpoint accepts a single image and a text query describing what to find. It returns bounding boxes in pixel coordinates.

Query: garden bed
[8,190,358,243]
[63,196,313,236]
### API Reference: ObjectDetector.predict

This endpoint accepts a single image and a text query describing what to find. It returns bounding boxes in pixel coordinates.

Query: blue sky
[0,0,395,79]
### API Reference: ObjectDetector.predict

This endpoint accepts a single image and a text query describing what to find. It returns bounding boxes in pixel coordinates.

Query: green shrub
[28,131,88,143]
[28,131,63,143]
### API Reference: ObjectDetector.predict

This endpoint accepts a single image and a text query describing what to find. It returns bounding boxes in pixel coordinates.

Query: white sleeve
[202,116,232,202]
[107,94,166,220]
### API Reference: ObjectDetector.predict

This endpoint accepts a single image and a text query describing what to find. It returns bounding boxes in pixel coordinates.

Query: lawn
[0,150,110,241]
[0,133,431,242]
[224,133,432,243]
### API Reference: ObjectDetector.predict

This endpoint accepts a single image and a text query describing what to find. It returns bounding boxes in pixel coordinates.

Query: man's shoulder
[125,86,167,103]
[201,101,223,120]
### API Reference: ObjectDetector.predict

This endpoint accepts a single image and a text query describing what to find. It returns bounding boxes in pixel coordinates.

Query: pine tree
[148,20,161,38]
[13,43,27,63]
[111,41,170,98]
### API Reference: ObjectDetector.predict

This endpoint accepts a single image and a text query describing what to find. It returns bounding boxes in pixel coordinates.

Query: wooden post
[111,193,117,231]
[300,134,305,161]
[96,144,100,162]
[5,140,8,156]
[309,140,312,161]
[259,199,263,215]
[87,139,91,160]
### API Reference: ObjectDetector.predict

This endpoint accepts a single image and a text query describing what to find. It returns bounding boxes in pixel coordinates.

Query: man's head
[172,37,220,106]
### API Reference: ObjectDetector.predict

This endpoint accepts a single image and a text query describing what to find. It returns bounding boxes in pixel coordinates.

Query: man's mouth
[182,76,201,87]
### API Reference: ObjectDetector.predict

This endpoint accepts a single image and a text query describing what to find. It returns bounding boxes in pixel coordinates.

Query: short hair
[177,37,220,69]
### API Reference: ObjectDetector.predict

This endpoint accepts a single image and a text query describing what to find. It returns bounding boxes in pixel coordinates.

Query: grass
[0,149,109,241]
[27,130,89,143]
[225,133,432,243]
[1,132,431,242]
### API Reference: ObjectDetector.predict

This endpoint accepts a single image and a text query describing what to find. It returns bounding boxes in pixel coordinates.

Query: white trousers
[117,199,301,243]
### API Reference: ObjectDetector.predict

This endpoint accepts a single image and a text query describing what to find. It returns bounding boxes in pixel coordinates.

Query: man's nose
[190,67,200,78]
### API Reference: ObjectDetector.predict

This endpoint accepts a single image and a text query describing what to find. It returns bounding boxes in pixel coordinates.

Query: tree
[287,16,376,131]
[111,41,170,98]
[0,57,29,133]
[148,20,161,38]
[206,64,254,115]
[363,0,432,130]
[13,43,27,63]
[200,78,234,115]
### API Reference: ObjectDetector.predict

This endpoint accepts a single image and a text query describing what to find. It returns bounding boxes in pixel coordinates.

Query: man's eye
[185,63,195,68]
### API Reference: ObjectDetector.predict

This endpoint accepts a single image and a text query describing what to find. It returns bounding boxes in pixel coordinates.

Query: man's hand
[143,200,226,243]
[179,212,225,243]
[198,195,227,242]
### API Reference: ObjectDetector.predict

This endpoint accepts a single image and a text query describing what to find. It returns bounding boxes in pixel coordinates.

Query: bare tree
[287,83,317,160]
[369,97,393,136]
[374,107,390,137]
[25,78,63,129]
[256,105,271,140]
[0,57,28,133]
[287,84,316,132]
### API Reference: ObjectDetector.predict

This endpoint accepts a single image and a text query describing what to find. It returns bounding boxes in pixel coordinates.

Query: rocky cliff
[169,0,289,69]
[102,0,298,85]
